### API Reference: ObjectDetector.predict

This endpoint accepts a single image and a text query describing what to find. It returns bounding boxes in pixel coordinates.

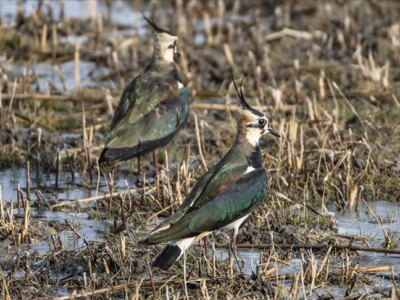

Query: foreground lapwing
[99,16,189,179]
[142,74,280,270]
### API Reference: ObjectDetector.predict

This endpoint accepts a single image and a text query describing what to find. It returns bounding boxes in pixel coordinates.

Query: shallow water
[3,61,110,92]
[0,0,145,27]
[335,201,400,247]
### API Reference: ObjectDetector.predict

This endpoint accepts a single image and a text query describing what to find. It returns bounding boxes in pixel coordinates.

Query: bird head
[143,15,178,64]
[232,74,280,146]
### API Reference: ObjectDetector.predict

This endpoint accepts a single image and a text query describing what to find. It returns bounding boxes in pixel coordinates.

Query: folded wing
[146,168,268,243]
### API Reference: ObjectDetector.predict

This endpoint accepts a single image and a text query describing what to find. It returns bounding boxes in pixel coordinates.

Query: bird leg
[135,155,143,187]
[229,230,244,273]
[183,250,189,299]
[152,149,160,185]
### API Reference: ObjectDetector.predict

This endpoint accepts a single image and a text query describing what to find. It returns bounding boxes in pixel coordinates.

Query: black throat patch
[248,145,262,168]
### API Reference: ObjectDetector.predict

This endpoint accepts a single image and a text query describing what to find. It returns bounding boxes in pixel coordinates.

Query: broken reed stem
[55,148,60,189]
[74,42,81,92]
[36,128,42,182]
[193,113,208,171]
[25,161,31,202]
[41,23,48,52]
[51,186,156,208]
[1,93,105,103]
[8,79,17,111]
[0,185,4,224]
[183,250,189,300]
[216,243,400,255]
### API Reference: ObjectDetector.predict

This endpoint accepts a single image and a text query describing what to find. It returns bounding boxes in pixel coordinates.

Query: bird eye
[258,119,266,126]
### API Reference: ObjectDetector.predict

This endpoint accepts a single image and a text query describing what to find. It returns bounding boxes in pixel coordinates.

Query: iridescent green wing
[147,168,268,243]
[109,69,178,132]
[151,149,248,231]
[106,86,189,149]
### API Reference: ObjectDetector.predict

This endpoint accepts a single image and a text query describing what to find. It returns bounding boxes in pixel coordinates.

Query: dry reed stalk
[102,257,110,275]
[1,93,106,103]
[392,93,400,107]
[55,148,60,188]
[41,24,48,52]
[203,12,212,45]
[193,113,208,171]
[20,198,30,244]
[2,279,11,300]
[112,51,123,86]
[51,23,58,60]
[260,266,277,279]
[183,250,189,300]
[176,167,182,205]
[316,246,331,279]
[54,65,68,92]
[25,161,31,202]
[0,185,4,224]
[74,42,81,91]
[105,89,114,116]
[289,273,300,299]
[65,219,81,239]
[266,28,314,41]
[309,251,317,292]
[7,198,14,231]
[120,234,126,260]
[51,185,155,208]
[217,0,225,33]
[212,242,216,278]
[223,43,235,69]
[36,127,42,180]
[164,150,173,204]
[88,0,97,20]
[333,82,365,131]
[8,79,17,111]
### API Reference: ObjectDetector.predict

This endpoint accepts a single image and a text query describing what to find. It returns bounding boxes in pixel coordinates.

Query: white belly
[221,214,249,232]
[245,166,255,174]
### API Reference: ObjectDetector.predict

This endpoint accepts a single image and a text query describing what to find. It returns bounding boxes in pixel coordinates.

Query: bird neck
[151,43,175,65]
[234,125,263,169]
[146,56,177,74]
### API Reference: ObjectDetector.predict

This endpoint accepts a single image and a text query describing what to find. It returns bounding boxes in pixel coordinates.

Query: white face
[155,33,178,63]
[242,110,269,146]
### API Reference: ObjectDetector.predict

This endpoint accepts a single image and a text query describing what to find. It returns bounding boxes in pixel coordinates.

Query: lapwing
[142,74,280,270]
[99,16,189,179]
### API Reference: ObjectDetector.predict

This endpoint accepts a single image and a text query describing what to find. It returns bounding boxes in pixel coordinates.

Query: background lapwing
[142,74,280,270]
[99,16,189,180]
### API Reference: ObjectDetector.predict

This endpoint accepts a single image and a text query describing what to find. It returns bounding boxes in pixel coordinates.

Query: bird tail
[152,244,182,270]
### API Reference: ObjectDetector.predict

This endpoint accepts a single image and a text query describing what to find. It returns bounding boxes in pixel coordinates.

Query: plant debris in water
[0,0,399,299]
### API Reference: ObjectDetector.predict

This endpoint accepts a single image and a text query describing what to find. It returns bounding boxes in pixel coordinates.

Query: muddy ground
[0,0,399,299]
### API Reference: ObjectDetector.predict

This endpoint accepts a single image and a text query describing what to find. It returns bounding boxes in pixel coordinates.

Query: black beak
[268,127,280,137]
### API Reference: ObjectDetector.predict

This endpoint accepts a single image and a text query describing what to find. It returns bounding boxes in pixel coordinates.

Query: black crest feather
[231,71,264,117]
[231,71,251,110]
[142,13,174,36]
